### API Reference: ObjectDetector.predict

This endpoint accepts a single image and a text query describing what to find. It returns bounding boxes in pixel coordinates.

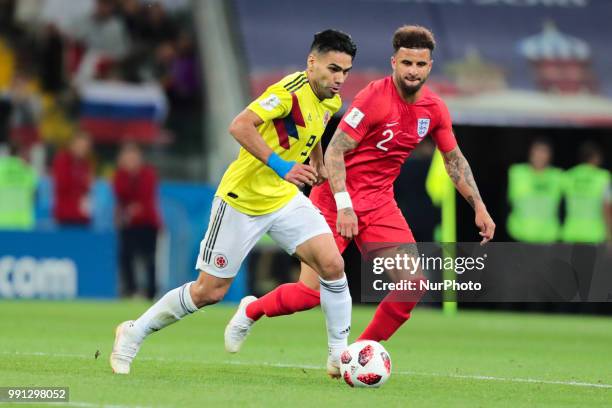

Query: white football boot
[326,347,342,379]
[224,296,257,353]
[110,320,142,374]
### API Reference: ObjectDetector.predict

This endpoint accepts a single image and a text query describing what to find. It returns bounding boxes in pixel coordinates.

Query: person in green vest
[507,138,563,243]
[0,143,37,230]
[561,142,611,243]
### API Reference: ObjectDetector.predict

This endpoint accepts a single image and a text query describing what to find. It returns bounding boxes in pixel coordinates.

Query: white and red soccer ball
[340,340,392,388]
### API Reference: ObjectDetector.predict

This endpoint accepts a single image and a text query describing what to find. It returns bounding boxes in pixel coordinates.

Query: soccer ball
[340,340,392,388]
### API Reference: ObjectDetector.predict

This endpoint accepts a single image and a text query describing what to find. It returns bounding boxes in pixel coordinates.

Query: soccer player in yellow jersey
[111,30,357,377]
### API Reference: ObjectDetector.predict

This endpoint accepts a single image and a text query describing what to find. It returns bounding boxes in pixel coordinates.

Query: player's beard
[396,74,427,97]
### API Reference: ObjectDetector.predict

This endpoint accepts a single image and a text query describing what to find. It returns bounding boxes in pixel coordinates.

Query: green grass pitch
[1,300,611,407]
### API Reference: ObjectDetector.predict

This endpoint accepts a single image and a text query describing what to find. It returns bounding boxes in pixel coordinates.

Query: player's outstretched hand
[475,208,495,246]
[337,208,358,239]
[284,163,318,188]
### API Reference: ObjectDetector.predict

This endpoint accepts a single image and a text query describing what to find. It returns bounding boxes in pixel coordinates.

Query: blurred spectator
[0,94,9,151]
[68,0,129,83]
[113,142,161,299]
[507,138,563,243]
[4,72,42,155]
[153,40,177,88]
[15,0,94,34]
[5,0,201,164]
[151,0,190,13]
[166,31,200,108]
[607,184,612,243]
[39,23,65,93]
[118,1,185,88]
[119,0,146,42]
[139,1,177,47]
[0,37,13,146]
[561,142,611,243]
[70,0,128,57]
[0,142,37,230]
[0,36,15,90]
[0,0,17,35]
[52,132,93,225]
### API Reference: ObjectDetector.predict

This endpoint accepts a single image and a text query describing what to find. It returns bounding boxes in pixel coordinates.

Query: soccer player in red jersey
[226,25,496,370]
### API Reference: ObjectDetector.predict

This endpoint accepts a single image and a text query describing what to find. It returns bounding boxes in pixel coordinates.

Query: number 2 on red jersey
[376,129,394,151]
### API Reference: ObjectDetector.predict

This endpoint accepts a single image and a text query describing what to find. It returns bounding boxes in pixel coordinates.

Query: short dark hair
[532,136,552,148]
[579,141,602,163]
[393,25,435,54]
[310,29,357,58]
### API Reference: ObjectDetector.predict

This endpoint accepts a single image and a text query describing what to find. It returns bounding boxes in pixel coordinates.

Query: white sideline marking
[224,360,612,389]
[3,350,612,390]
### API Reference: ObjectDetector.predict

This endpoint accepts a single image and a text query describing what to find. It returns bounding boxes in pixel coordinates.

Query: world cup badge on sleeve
[417,118,430,138]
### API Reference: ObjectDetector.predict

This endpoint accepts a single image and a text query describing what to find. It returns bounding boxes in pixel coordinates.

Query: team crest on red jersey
[417,118,430,138]
[323,111,331,126]
[214,254,228,269]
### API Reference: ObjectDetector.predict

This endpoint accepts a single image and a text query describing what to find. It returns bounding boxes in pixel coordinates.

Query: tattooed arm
[442,147,483,209]
[324,129,359,239]
[442,146,496,244]
[325,130,358,193]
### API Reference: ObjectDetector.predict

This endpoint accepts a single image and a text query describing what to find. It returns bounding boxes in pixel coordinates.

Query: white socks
[319,275,352,357]
[128,276,351,362]
[131,282,198,342]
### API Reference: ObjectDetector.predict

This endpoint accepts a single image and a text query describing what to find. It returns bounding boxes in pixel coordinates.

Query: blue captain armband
[267,152,296,179]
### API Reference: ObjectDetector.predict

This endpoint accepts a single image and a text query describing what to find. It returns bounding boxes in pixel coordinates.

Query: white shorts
[195,192,332,278]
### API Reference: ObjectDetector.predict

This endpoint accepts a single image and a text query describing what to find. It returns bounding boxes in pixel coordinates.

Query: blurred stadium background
[0,0,611,406]
[1,0,610,306]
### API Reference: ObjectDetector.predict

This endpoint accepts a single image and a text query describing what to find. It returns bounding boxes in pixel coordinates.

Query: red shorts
[310,193,415,254]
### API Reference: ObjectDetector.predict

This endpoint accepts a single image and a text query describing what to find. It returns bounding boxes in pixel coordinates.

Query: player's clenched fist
[284,163,318,188]
[267,152,317,187]
[475,208,495,245]
[337,208,358,239]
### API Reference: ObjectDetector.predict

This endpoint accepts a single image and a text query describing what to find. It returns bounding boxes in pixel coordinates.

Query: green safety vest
[507,164,563,243]
[561,164,610,243]
[0,156,37,229]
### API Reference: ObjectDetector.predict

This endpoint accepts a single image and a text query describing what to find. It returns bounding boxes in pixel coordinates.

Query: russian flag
[78,81,168,143]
